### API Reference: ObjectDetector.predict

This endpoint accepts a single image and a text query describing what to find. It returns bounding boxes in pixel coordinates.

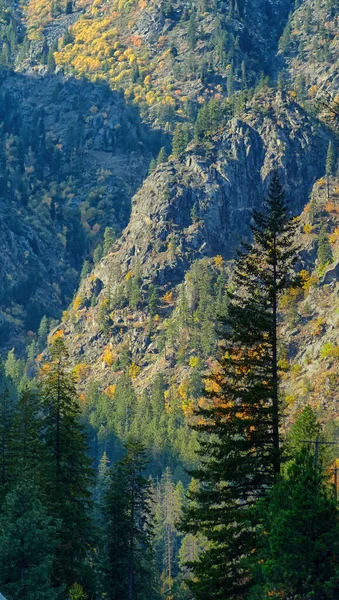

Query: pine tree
[0,360,16,501]
[279,18,291,52]
[157,147,168,165]
[227,63,234,97]
[39,338,93,589]
[103,226,116,255]
[254,449,339,599]
[187,12,197,50]
[183,173,299,599]
[317,223,333,270]
[112,374,137,440]
[5,348,24,386]
[12,385,43,481]
[38,315,50,351]
[0,480,60,600]
[47,48,56,73]
[148,158,157,174]
[80,260,90,281]
[172,124,192,159]
[101,440,155,600]
[148,284,159,318]
[325,141,335,199]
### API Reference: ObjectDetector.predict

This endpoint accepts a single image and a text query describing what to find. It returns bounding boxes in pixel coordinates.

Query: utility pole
[334,464,338,503]
[302,438,339,501]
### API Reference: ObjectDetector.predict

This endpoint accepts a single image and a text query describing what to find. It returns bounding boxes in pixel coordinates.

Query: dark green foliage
[194,98,231,140]
[39,338,93,589]
[0,480,60,600]
[0,361,16,499]
[172,124,192,159]
[12,385,43,481]
[279,17,292,52]
[183,173,299,599]
[253,450,339,600]
[47,47,56,73]
[101,440,156,600]
[187,12,197,50]
[154,468,186,595]
[38,315,50,350]
[148,284,159,317]
[286,405,322,459]
[326,140,335,177]
[157,146,168,165]
[103,226,117,255]
[317,224,333,269]
[227,63,234,97]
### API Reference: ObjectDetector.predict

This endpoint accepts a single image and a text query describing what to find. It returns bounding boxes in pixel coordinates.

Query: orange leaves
[104,384,116,399]
[162,291,174,304]
[182,401,194,418]
[205,377,221,394]
[130,35,142,47]
[325,200,339,214]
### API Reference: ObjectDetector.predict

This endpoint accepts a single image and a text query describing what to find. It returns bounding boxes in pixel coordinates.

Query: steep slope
[0,69,155,351]
[48,90,335,468]
[281,178,339,424]
[280,0,339,98]
[6,0,296,126]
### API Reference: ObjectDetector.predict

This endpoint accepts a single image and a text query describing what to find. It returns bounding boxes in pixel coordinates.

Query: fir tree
[187,12,197,50]
[227,63,234,97]
[39,338,93,589]
[317,224,333,270]
[101,440,155,600]
[148,284,159,318]
[157,147,168,165]
[148,158,157,174]
[183,173,299,599]
[103,226,116,255]
[47,48,56,73]
[254,450,339,599]
[12,385,43,481]
[80,260,90,281]
[38,315,49,351]
[0,361,16,500]
[0,480,60,600]
[326,141,335,199]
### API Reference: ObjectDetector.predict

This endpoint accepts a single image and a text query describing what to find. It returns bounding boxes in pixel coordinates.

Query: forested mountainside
[0,0,339,598]
[0,71,162,351]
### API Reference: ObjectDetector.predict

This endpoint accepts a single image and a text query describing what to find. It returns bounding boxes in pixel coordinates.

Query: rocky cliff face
[0,69,154,351]
[281,178,339,424]
[55,91,334,402]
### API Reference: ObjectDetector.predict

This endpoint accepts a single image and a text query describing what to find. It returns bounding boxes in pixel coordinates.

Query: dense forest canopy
[0,0,338,598]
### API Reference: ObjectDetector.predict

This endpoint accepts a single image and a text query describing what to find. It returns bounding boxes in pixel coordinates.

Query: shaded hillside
[0,69,158,351]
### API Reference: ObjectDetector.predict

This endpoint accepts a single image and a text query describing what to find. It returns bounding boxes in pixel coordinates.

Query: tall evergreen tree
[253,449,339,600]
[183,173,299,599]
[101,440,155,600]
[0,480,60,600]
[12,385,42,481]
[0,360,16,501]
[39,337,93,590]
[325,141,335,199]
[317,223,333,270]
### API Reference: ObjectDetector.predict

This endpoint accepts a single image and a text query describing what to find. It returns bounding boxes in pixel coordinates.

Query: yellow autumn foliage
[103,347,115,366]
